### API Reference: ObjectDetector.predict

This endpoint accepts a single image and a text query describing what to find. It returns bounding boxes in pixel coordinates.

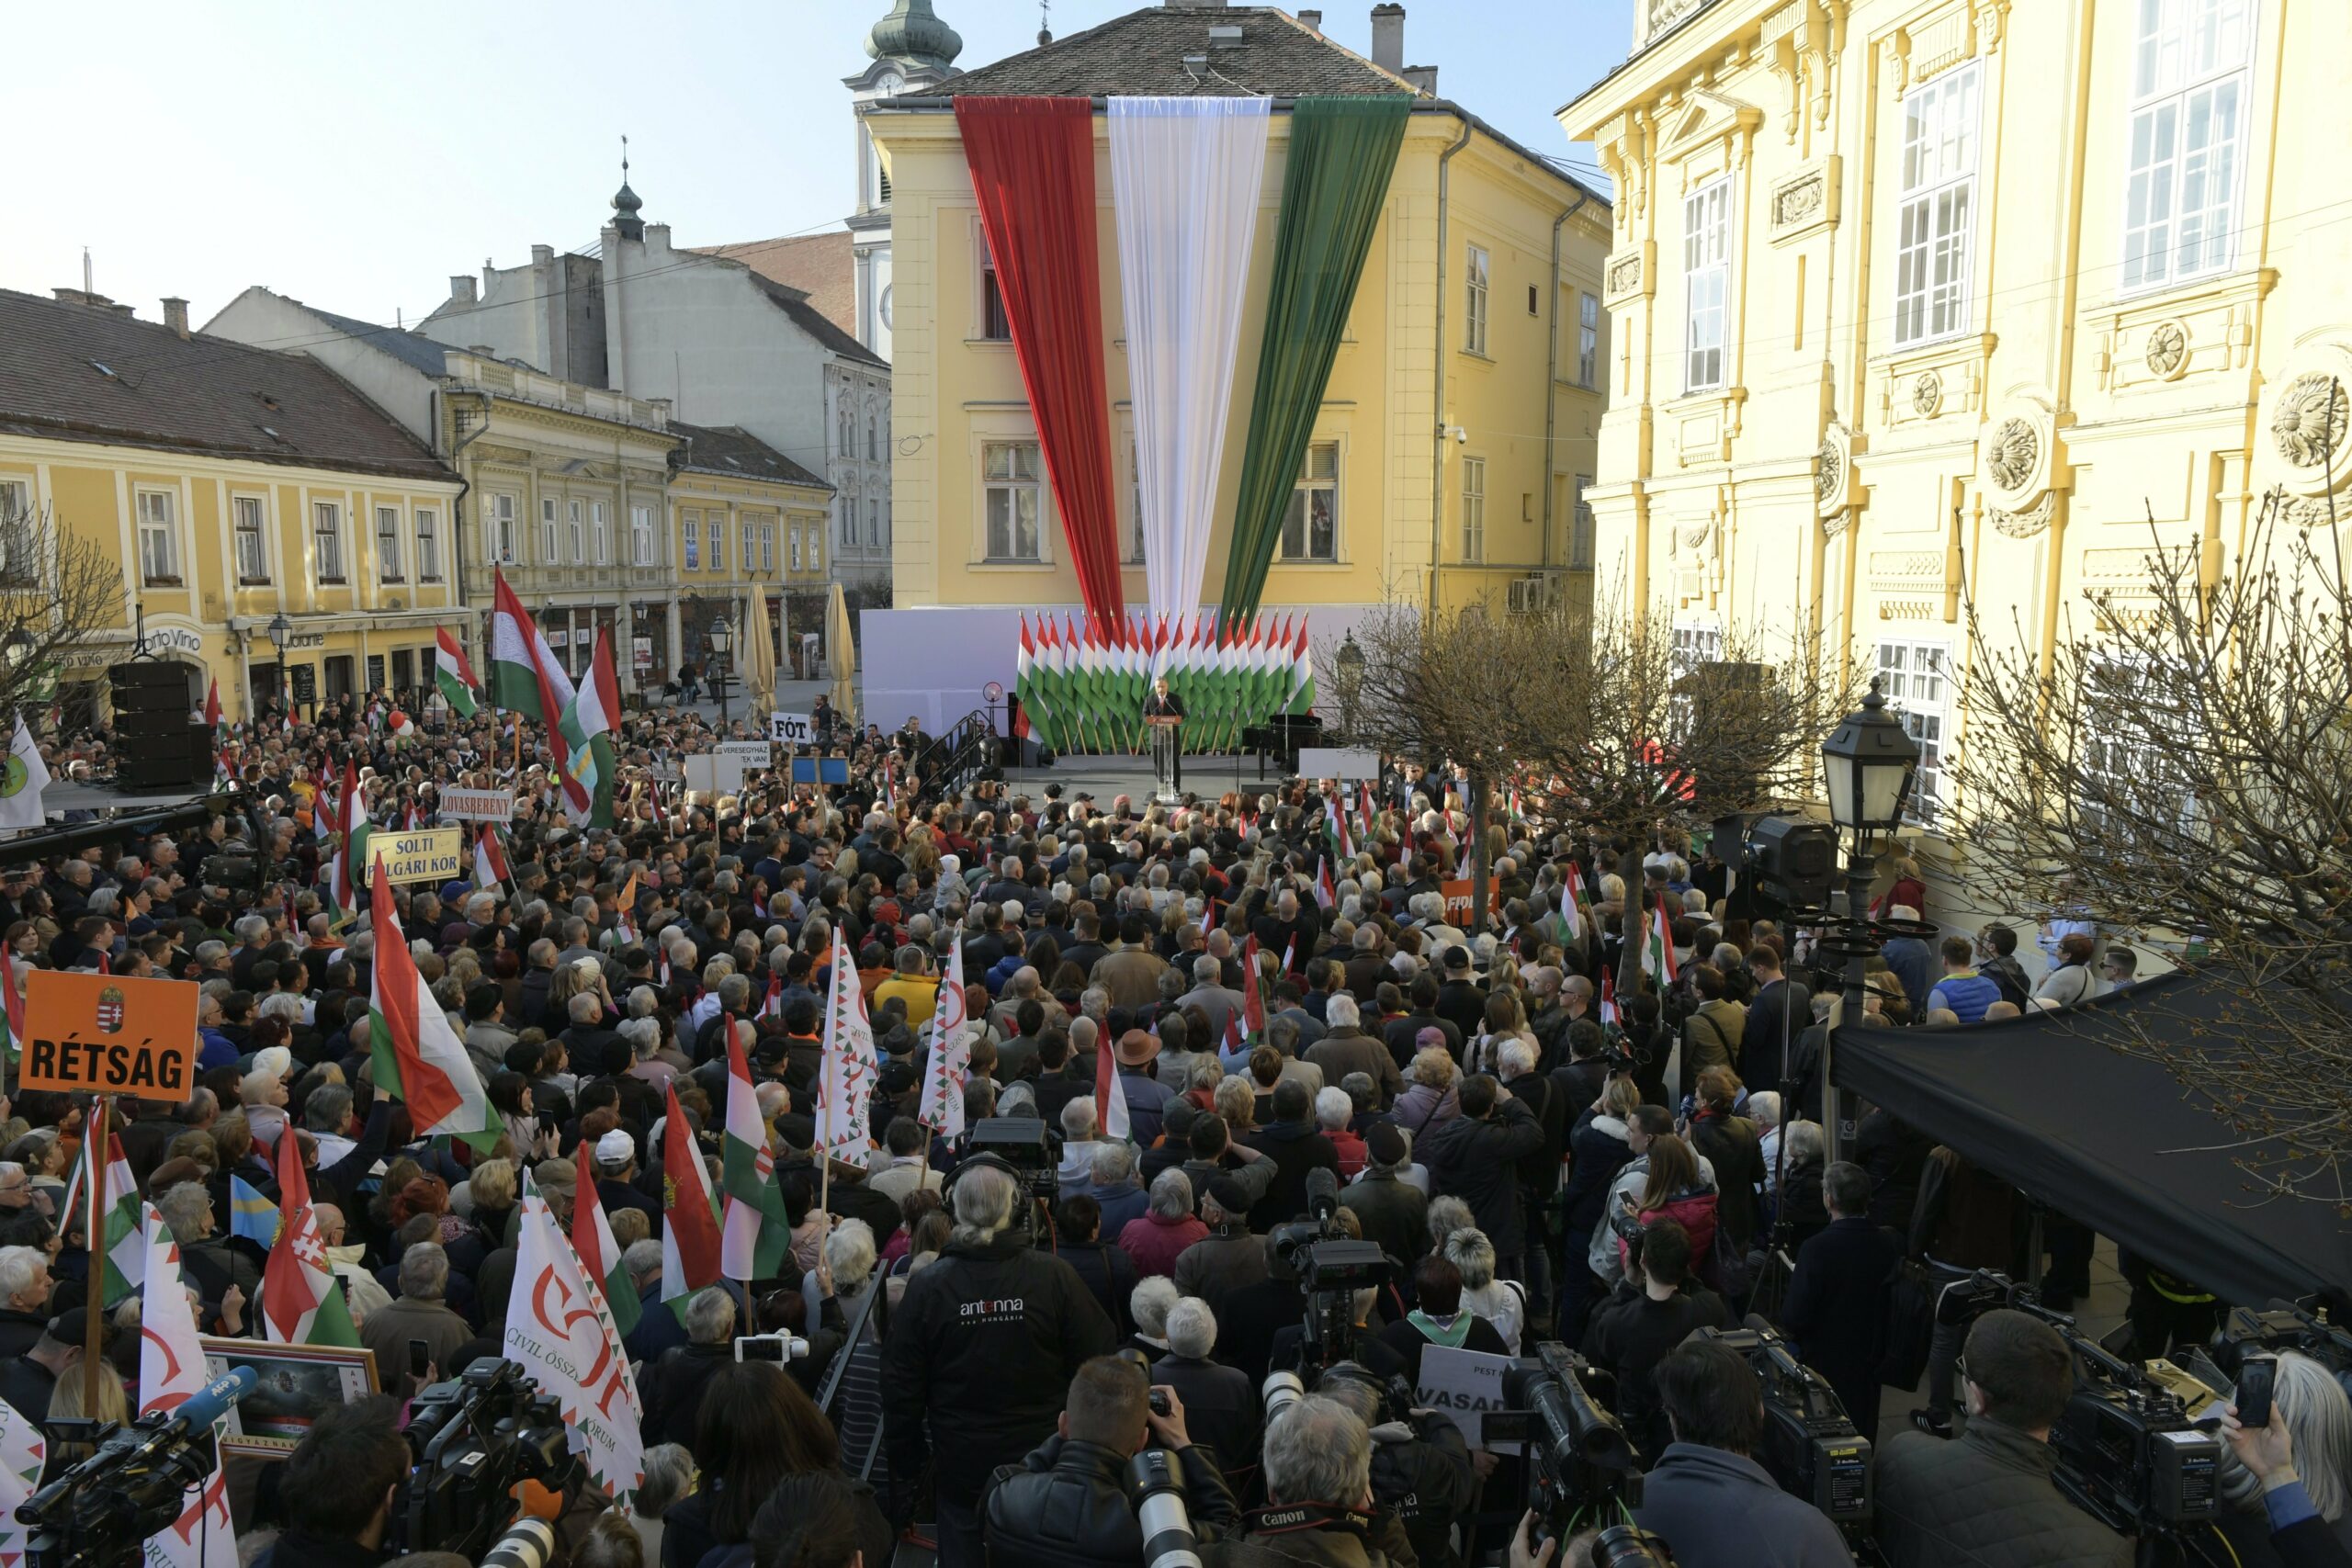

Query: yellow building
[1563,0,2344,856]
[0,288,461,724]
[863,3,1611,726]
[665,422,834,686]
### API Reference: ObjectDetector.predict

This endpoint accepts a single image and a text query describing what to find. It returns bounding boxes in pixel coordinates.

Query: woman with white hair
[1444,1226,1525,1354]
[2222,1349,2352,1558]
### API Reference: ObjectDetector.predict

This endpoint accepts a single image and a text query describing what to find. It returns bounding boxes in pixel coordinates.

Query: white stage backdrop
[1109,96,1272,660]
[861,604,1383,736]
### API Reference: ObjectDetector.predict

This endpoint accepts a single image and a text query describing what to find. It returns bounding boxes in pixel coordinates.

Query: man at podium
[1143,675,1186,796]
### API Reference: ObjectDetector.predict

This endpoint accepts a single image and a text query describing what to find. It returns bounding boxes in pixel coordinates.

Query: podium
[1145,714,1183,799]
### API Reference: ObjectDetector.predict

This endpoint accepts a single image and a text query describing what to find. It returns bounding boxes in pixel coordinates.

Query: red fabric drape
[956,96,1125,625]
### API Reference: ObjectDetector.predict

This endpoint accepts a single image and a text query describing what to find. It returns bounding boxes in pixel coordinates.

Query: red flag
[660,1082,723,1298]
[202,678,221,728]
[1240,936,1266,1034]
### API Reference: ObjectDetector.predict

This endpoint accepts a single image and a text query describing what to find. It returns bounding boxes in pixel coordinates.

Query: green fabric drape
[1216,95,1412,625]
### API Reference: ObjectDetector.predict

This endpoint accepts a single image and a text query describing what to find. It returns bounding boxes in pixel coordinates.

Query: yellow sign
[372,827,463,886]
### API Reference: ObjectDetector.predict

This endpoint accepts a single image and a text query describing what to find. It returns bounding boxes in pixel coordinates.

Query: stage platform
[1001,750,1290,805]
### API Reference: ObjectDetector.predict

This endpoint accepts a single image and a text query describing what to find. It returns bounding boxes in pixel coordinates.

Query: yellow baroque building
[864,4,1611,727]
[1563,0,2348,841]
[0,288,462,726]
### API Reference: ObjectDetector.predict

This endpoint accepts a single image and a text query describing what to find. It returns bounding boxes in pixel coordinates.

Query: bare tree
[0,503,130,733]
[1956,487,2352,1203]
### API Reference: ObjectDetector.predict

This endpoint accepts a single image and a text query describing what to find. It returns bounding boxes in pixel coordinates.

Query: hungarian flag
[1643,896,1679,987]
[918,943,971,1135]
[572,1140,640,1337]
[557,626,620,829]
[59,1131,142,1307]
[472,822,511,891]
[490,569,586,816]
[325,757,372,921]
[1600,964,1620,1027]
[0,962,20,1068]
[202,678,221,729]
[261,1117,360,1347]
[368,863,500,1150]
[1239,935,1267,1039]
[1313,857,1338,911]
[1558,874,1586,944]
[1094,1020,1132,1142]
[660,1081,724,1320]
[139,1202,236,1568]
[1325,796,1353,863]
[719,1037,792,1282]
[814,926,876,1163]
[435,627,480,718]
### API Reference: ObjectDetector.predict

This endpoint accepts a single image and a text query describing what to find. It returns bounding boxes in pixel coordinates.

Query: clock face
[879,285,894,331]
[877,71,904,96]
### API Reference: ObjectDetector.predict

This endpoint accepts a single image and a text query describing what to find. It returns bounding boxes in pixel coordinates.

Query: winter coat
[1590,1151,1718,1287]
[1686,1109,1764,1246]
[1634,1442,1855,1567]
[1119,1210,1211,1278]
[1562,1110,1634,1253]
[1387,1080,1460,1139]
[984,1435,1239,1568]
[1875,1419,2132,1568]
[1416,1099,1544,1251]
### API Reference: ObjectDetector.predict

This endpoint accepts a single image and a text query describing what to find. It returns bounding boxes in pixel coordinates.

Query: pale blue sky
[4,0,1627,336]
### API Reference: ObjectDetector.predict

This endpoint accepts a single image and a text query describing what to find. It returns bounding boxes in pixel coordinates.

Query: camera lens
[1261,1371,1306,1423]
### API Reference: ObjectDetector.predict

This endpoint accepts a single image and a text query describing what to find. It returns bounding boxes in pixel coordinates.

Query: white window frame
[591,500,609,566]
[742,517,756,572]
[2121,0,2254,293]
[760,522,775,574]
[312,501,345,585]
[630,503,655,568]
[866,497,881,547]
[232,493,270,585]
[791,526,803,572]
[1279,442,1341,563]
[1578,293,1600,387]
[135,489,180,585]
[707,514,726,574]
[1464,243,1490,355]
[567,499,584,564]
[983,441,1044,562]
[491,493,518,566]
[1461,457,1487,563]
[682,512,700,572]
[976,224,1012,343]
[539,497,559,563]
[1571,474,1596,570]
[1683,178,1732,391]
[1894,62,1983,347]
[415,508,441,582]
[375,504,404,583]
[1876,637,1953,824]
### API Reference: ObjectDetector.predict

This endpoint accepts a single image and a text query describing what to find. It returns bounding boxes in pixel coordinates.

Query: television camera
[1692,1320,1873,1547]
[1270,1167,1390,1371]
[1487,1342,1641,1551]
[19,1368,255,1568]
[1935,1269,2220,1540]
[399,1358,579,1560]
[963,1118,1062,1213]
[2211,1298,2352,1402]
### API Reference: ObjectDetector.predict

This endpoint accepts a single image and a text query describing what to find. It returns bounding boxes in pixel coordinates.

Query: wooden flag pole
[83,1094,108,1413]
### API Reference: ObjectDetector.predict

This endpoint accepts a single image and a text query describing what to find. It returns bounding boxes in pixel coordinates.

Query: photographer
[1313,1363,1477,1568]
[2223,1389,2352,1568]
[1875,1308,2131,1568]
[982,1354,1239,1568]
[1582,1217,1728,1460]
[882,1159,1117,1568]
[1631,1338,1851,1568]
[1204,1397,1412,1568]
[254,1395,413,1568]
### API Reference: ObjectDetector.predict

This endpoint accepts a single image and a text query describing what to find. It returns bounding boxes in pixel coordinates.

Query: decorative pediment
[1657,88,1764,173]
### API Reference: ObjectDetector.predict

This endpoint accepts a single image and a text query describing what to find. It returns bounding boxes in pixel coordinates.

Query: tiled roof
[301,304,453,378]
[746,275,888,370]
[937,6,1408,98]
[0,289,450,481]
[700,232,858,342]
[668,421,831,490]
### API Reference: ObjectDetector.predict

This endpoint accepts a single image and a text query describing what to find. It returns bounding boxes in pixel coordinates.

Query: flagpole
[83,1093,107,1413]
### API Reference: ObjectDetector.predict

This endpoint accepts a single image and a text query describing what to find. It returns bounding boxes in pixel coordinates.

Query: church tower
[844,0,962,361]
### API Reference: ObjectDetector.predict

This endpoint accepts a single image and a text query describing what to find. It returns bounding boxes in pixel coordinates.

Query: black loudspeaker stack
[110,663,210,793]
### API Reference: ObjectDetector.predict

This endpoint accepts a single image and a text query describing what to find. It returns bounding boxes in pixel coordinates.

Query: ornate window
[376,506,403,582]
[2122,0,2253,291]
[1280,443,1340,562]
[312,501,345,585]
[983,442,1042,561]
[137,490,180,585]
[415,509,441,581]
[233,495,269,584]
[1461,457,1487,562]
[1683,178,1731,390]
[1877,638,1951,822]
[1894,63,1982,346]
[1464,244,1490,355]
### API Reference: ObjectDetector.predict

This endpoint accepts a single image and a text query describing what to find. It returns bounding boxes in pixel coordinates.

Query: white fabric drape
[1110,96,1272,663]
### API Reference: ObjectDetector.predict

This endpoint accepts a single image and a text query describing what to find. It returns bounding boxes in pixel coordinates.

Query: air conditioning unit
[1506,574,1546,615]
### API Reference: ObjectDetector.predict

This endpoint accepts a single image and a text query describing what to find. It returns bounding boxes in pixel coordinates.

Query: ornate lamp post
[266,612,293,717]
[707,615,735,731]
[1817,678,1920,1158]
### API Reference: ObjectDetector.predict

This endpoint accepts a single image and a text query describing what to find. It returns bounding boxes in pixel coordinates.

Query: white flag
[815,926,877,1161]
[0,1398,44,1568]
[504,1192,645,1501]
[917,944,971,1138]
[138,1203,235,1568]
[0,718,49,830]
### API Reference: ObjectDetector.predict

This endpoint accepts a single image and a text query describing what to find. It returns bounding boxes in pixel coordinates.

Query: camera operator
[1630,1338,1852,1568]
[1204,1396,1413,1568]
[254,1394,413,1568]
[882,1157,1117,1568]
[982,1354,1238,1568]
[1312,1363,1477,1568]
[1875,1308,2131,1568]
[1583,1217,1728,1460]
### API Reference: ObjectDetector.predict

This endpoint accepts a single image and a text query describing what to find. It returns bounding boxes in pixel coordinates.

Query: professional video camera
[1490,1342,1641,1551]
[20,1368,255,1568]
[2211,1299,2352,1400]
[966,1117,1061,1211]
[1933,1269,2221,1540]
[400,1359,579,1560]
[1692,1320,1872,1545]
[1271,1168,1388,1371]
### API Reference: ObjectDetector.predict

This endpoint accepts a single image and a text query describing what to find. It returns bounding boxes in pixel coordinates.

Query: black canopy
[1832,971,2352,1307]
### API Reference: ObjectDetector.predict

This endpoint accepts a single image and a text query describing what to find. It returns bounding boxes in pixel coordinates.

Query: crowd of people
[0,690,2338,1568]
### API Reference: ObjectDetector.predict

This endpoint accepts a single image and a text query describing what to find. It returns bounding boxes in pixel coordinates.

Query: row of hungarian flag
[1012,610,1315,755]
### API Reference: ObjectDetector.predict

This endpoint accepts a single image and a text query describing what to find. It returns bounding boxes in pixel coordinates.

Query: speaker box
[109,661,189,718]
[112,661,209,790]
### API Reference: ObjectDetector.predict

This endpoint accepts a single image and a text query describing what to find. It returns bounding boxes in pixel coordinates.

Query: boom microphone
[1306,1165,1340,1222]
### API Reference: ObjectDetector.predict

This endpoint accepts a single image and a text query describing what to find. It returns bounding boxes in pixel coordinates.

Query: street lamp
[1334,630,1364,739]
[3,626,31,667]
[266,613,293,718]
[707,615,734,731]
[1817,677,1920,1158]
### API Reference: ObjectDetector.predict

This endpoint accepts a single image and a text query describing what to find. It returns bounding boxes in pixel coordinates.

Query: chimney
[1403,63,1437,94]
[161,298,189,338]
[1162,0,1230,7]
[449,276,478,305]
[1370,3,1405,73]
[530,243,554,265]
[646,221,672,250]
[648,396,673,426]
[1296,8,1322,32]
